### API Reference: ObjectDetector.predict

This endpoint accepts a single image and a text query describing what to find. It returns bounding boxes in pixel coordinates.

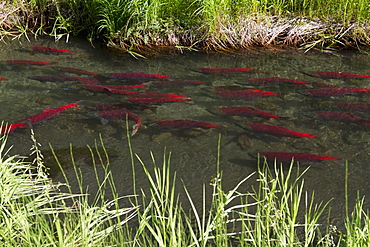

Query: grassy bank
[0,0,369,52]
[1,130,370,246]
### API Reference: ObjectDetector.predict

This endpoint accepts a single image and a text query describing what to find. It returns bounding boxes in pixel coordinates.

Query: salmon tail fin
[100,118,109,125]
[72,101,80,108]
[131,124,139,136]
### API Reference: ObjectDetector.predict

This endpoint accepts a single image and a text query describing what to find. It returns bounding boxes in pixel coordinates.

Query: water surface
[1,36,370,229]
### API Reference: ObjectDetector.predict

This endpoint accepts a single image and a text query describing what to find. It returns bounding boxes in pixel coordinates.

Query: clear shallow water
[1,36,370,229]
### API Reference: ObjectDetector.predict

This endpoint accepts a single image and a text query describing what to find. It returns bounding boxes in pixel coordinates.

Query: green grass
[1,127,370,246]
[1,0,369,51]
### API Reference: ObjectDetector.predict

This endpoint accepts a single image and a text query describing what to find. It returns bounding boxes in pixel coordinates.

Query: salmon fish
[310,71,370,79]
[127,97,191,105]
[259,151,339,162]
[57,66,98,75]
[83,84,141,95]
[5,60,56,65]
[132,91,187,98]
[17,102,79,124]
[110,72,169,79]
[334,102,370,111]
[76,78,100,85]
[246,77,308,85]
[315,111,369,124]
[151,80,205,87]
[304,87,370,97]
[248,123,316,138]
[216,89,279,100]
[28,75,86,82]
[155,120,221,129]
[198,68,256,73]
[29,46,73,53]
[97,109,141,136]
[219,107,281,119]
[0,123,28,135]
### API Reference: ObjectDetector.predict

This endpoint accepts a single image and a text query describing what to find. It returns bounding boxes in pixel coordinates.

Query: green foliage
[2,126,370,245]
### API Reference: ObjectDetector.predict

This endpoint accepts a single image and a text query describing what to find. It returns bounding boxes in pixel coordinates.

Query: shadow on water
[1,35,370,230]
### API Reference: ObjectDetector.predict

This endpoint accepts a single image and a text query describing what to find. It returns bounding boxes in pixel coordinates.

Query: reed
[1,125,370,245]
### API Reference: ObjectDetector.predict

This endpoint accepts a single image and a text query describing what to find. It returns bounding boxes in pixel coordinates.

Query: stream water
[1,36,370,230]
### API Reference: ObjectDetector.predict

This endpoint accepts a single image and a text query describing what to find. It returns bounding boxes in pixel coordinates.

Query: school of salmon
[2,46,370,164]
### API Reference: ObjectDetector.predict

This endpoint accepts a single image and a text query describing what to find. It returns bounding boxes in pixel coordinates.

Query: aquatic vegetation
[0,131,138,246]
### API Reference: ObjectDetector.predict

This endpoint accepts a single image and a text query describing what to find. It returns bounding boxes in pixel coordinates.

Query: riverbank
[0,0,369,53]
[1,130,369,246]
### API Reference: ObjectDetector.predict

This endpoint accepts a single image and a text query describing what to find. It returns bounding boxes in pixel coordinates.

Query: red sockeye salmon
[0,123,28,135]
[310,71,370,79]
[198,68,257,73]
[334,102,370,111]
[305,87,370,97]
[29,46,73,53]
[155,120,221,129]
[246,77,308,85]
[127,97,191,105]
[315,111,369,124]
[248,123,316,138]
[259,151,339,162]
[97,109,141,136]
[110,72,169,79]
[131,91,186,98]
[216,89,279,100]
[151,80,205,87]
[219,107,281,119]
[17,102,79,124]
[57,66,98,75]
[4,60,56,65]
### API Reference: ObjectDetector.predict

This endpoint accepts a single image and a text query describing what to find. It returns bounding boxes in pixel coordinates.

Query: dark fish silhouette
[309,71,370,79]
[248,123,316,138]
[28,75,86,82]
[304,87,370,97]
[5,60,56,65]
[259,151,339,162]
[334,102,370,111]
[17,102,79,124]
[216,89,279,100]
[198,68,257,73]
[76,78,100,85]
[57,66,98,75]
[94,103,156,112]
[151,80,205,87]
[214,85,246,91]
[315,111,369,124]
[246,77,308,85]
[97,109,141,136]
[83,84,142,95]
[219,107,281,119]
[0,123,28,135]
[154,120,220,129]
